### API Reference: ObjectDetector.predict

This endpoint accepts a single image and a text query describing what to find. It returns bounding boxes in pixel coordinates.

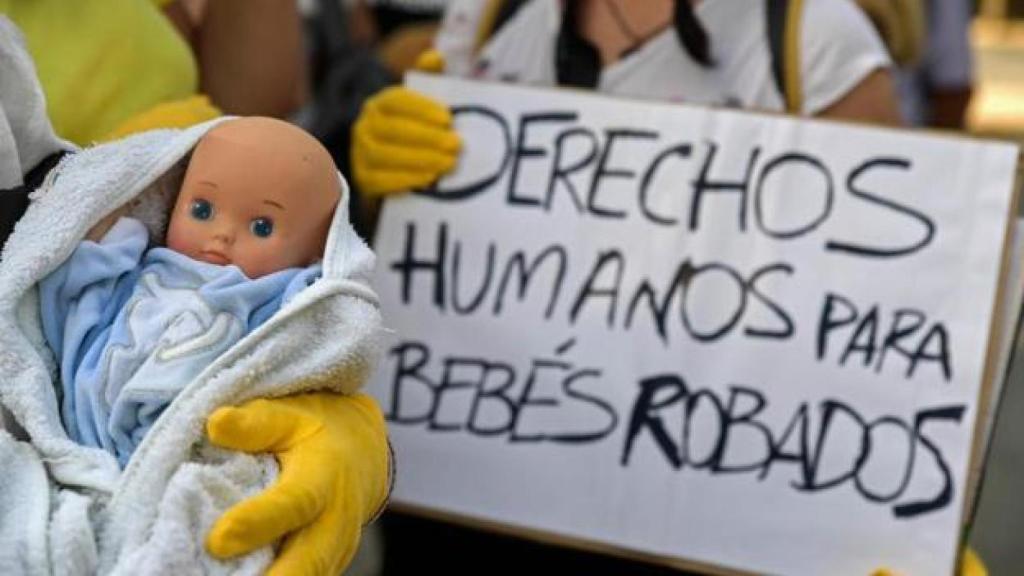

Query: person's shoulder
[798,0,893,115]
[798,0,890,70]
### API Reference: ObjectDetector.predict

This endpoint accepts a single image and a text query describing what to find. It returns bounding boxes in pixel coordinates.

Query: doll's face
[166,118,340,279]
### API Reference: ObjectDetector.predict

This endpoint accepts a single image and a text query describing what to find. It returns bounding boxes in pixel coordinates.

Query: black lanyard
[0,151,68,252]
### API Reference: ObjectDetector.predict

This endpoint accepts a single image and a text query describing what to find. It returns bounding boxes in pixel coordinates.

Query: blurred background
[971,0,1024,145]
[969,4,1024,576]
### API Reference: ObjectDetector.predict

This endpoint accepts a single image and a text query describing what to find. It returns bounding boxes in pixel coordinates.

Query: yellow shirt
[2,0,198,144]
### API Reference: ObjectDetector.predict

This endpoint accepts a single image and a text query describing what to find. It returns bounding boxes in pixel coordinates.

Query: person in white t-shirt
[442,0,896,115]
[351,0,903,200]
[348,2,988,575]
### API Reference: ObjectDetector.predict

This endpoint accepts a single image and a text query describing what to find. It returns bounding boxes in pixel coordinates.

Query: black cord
[674,0,713,67]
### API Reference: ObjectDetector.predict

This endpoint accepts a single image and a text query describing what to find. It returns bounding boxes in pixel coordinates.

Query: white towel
[0,17,70,189]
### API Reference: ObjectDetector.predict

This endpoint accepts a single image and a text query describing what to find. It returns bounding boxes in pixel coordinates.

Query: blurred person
[1,0,307,145]
[352,0,904,205]
[303,0,450,240]
[349,1,983,574]
[346,0,449,75]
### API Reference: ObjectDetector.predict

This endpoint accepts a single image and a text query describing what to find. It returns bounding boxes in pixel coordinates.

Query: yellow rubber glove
[413,49,446,74]
[351,57,461,197]
[960,548,987,576]
[205,392,391,576]
[871,547,987,576]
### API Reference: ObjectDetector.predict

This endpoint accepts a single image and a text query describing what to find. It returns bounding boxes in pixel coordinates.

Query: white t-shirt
[435,0,892,115]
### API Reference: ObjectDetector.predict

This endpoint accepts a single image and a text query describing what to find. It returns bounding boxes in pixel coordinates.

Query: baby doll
[39,117,341,466]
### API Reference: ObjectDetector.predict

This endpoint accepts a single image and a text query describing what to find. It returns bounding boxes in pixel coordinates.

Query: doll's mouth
[200,250,230,265]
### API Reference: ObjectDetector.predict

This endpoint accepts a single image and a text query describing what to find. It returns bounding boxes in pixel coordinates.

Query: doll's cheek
[165,225,188,253]
[165,227,182,251]
[165,221,200,259]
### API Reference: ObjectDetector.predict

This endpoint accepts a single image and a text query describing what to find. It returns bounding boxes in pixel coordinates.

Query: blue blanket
[40,217,319,466]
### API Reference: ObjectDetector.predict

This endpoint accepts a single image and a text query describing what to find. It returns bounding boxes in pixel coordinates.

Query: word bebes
[383,339,964,518]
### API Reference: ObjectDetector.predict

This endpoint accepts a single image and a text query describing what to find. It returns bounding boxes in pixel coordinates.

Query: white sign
[368,74,1020,576]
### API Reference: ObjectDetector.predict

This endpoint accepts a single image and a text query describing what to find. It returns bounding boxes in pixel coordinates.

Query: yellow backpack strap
[856,0,926,66]
[473,0,533,55]
[473,0,509,55]
[766,0,804,114]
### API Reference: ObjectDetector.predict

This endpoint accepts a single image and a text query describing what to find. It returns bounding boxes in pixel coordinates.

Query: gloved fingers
[352,130,450,196]
[359,109,461,153]
[414,48,445,73]
[265,500,362,576]
[368,86,452,128]
[961,548,987,576]
[206,452,335,558]
[354,164,444,197]
[354,87,460,197]
[355,128,459,175]
[206,399,320,453]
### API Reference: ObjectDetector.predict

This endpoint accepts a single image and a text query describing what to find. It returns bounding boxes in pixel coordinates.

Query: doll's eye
[250,217,274,238]
[190,199,213,221]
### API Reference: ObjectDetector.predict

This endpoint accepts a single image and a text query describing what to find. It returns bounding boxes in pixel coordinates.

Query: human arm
[925,86,972,130]
[802,0,904,126]
[817,67,903,126]
[921,0,974,129]
[163,0,307,118]
[205,392,391,576]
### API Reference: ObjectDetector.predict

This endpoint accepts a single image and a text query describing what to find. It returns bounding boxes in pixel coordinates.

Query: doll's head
[166,117,340,279]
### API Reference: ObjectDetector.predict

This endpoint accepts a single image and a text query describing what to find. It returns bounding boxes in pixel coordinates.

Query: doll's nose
[212,228,235,245]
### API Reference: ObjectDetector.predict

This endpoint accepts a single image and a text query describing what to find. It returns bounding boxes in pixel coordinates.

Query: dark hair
[674,0,713,67]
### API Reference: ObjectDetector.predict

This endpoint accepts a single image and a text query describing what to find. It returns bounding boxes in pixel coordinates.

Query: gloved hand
[205,392,391,576]
[872,547,986,576]
[960,548,988,576]
[351,53,461,197]
[413,49,445,74]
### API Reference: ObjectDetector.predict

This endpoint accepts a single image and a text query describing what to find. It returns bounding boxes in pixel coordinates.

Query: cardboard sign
[368,73,1021,575]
